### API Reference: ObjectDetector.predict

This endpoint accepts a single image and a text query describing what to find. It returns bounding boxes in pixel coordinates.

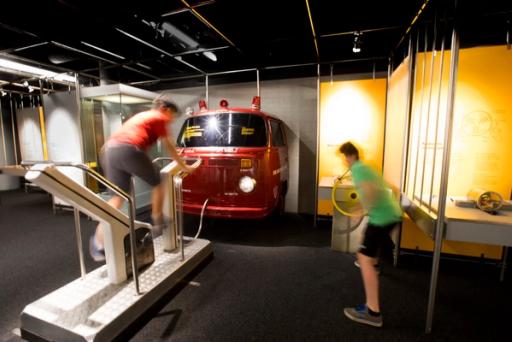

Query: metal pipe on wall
[411,26,429,202]
[401,34,416,196]
[405,30,421,197]
[74,73,87,186]
[38,79,48,160]
[0,99,7,165]
[256,69,260,97]
[419,13,438,210]
[205,74,209,107]
[428,19,447,211]
[425,25,460,334]
[9,93,18,165]
[313,64,320,226]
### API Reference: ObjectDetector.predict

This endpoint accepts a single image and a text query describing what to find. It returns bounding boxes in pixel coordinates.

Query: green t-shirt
[350,160,402,226]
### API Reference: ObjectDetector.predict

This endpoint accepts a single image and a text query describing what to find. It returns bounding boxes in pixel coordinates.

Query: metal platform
[20,236,212,342]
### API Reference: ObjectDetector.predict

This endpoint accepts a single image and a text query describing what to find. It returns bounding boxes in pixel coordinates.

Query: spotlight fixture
[352,31,362,53]
[28,86,34,93]
[0,89,6,96]
[23,80,29,87]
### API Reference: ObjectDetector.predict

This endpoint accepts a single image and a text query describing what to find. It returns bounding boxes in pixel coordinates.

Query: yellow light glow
[383,57,410,195]
[318,78,387,215]
[402,45,511,259]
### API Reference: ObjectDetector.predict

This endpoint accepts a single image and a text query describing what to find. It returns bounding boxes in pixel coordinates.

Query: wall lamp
[352,31,362,53]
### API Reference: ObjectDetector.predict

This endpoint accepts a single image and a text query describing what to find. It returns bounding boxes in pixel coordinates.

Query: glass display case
[80,84,161,209]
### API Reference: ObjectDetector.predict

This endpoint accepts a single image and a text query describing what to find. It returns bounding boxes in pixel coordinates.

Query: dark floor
[0,189,511,342]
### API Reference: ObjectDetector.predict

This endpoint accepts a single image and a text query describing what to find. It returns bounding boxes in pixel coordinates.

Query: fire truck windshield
[177,113,268,147]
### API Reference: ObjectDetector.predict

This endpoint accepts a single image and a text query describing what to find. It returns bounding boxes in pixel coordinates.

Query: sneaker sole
[344,309,383,328]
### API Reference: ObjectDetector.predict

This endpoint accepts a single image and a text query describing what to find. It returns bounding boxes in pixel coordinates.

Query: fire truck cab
[176,97,289,219]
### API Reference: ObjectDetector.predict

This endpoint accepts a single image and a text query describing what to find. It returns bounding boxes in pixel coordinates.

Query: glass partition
[80,85,159,209]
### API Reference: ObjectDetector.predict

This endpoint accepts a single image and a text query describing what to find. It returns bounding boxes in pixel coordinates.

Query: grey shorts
[100,143,160,193]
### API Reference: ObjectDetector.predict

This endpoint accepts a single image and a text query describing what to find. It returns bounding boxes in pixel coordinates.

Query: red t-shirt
[109,110,170,150]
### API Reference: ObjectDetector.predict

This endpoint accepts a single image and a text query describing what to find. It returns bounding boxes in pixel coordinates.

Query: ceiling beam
[116,28,205,74]
[179,0,238,50]
[395,0,432,50]
[0,52,110,83]
[321,25,403,38]
[161,0,216,17]
[0,41,49,54]
[79,46,230,74]
[129,55,388,85]
[304,0,320,60]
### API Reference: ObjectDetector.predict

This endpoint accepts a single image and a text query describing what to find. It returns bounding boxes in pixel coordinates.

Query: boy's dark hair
[153,94,179,113]
[339,141,359,160]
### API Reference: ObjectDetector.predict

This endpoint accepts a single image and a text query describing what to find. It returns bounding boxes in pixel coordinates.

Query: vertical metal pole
[38,79,48,161]
[9,93,18,165]
[412,27,429,201]
[73,208,86,279]
[0,99,8,165]
[256,69,260,97]
[205,75,209,107]
[396,36,416,268]
[428,24,447,210]
[500,247,508,282]
[382,58,391,173]
[129,177,141,295]
[425,26,459,334]
[419,13,438,210]
[74,74,86,186]
[174,176,185,261]
[313,64,320,226]
[402,34,417,194]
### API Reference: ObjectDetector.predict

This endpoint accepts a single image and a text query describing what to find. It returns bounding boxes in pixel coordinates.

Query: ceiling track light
[352,31,362,53]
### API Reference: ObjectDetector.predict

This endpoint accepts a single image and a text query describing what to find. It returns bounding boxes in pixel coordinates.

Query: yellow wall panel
[383,58,410,195]
[318,79,387,215]
[401,45,511,259]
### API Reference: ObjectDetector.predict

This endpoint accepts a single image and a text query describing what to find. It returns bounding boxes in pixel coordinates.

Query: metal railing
[21,160,141,295]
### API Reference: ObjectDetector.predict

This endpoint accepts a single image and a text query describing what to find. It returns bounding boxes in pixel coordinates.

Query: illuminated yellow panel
[383,57,410,195]
[405,49,451,210]
[448,45,512,199]
[318,79,387,215]
[401,45,510,259]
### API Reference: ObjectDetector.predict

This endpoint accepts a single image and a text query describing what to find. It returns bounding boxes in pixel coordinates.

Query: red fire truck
[176,97,289,219]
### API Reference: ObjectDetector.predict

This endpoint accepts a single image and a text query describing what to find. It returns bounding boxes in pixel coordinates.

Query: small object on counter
[452,197,477,208]
[467,188,503,212]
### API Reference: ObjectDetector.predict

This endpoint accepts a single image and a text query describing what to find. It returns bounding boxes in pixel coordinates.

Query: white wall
[0,99,20,190]
[16,107,44,161]
[43,91,84,207]
[162,77,318,214]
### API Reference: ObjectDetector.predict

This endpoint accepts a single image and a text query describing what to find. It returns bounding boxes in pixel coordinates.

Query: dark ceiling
[0,0,510,92]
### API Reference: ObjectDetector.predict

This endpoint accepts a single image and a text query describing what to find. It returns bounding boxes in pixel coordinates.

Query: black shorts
[100,143,160,193]
[358,221,400,258]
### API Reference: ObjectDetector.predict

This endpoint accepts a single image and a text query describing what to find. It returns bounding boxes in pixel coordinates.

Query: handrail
[21,160,141,295]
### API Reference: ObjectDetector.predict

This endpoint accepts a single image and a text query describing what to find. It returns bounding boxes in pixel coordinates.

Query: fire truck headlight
[239,176,256,193]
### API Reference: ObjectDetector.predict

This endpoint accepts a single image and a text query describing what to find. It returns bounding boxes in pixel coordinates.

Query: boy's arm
[162,136,193,172]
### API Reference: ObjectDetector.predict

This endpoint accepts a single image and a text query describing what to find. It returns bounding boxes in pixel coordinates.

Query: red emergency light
[220,99,229,108]
[199,100,208,111]
[251,96,261,110]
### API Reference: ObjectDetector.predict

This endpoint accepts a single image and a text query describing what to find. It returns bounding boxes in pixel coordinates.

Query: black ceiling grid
[0,0,510,92]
